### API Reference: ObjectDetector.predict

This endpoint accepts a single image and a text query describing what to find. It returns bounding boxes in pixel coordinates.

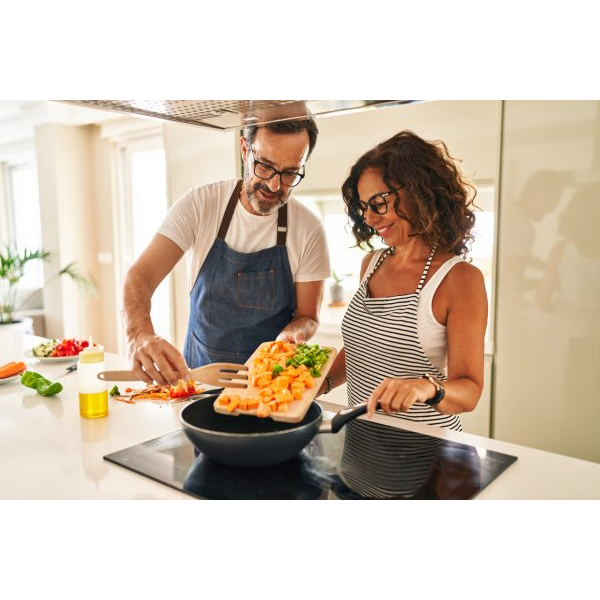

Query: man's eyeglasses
[247,145,305,187]
[352,187,403,217]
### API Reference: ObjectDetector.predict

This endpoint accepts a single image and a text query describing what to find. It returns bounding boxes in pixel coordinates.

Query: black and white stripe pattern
[341,246,462,430]
[339,420,447,498]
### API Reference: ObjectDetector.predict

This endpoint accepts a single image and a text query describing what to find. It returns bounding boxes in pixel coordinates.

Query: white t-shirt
[158,179,331,290]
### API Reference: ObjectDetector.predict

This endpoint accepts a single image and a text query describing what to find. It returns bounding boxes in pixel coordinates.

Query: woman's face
[356,168,414,245]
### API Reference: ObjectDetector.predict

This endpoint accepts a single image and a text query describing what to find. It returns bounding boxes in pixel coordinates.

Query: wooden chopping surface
[213,342,337,423]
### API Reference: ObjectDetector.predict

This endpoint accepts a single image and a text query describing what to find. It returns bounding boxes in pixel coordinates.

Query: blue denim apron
[182,180,296,368]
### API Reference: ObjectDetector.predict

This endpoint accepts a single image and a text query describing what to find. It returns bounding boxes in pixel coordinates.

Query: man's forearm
[122,270,156,342]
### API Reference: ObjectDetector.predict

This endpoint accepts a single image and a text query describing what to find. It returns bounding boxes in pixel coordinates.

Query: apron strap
[276,203,288,246]
[217,179,243,240]
[217,179,288,246]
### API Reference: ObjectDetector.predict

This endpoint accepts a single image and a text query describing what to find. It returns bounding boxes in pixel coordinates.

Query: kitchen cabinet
[493,101,600,462]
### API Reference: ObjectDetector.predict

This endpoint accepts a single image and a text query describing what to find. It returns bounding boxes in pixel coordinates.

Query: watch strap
[422,373,445,406]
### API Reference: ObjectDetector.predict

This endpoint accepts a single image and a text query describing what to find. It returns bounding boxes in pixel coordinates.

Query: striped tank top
[341,245,462,430]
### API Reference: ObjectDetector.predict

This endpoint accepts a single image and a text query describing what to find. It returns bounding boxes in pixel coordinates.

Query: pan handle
[319,402,376,434]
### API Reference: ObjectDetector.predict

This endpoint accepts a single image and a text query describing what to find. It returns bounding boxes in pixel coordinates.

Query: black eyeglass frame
[246,144,306,188]
[353,187,403,217]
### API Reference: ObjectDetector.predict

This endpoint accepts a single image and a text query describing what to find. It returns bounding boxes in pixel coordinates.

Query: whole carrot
[0,361,27,379]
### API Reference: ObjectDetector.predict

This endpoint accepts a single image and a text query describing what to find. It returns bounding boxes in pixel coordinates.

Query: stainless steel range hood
[60,100,418,131]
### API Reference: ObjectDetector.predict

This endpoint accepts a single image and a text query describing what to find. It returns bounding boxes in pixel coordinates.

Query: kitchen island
[1,333,599,499]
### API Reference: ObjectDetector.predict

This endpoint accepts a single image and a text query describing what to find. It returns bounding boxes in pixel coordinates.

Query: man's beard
[244,177,287,215]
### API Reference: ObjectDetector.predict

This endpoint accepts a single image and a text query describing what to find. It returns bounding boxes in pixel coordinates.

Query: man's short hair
[243,117,319,159]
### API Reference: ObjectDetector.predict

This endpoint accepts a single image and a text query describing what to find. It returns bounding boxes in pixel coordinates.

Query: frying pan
[179,393,372,467]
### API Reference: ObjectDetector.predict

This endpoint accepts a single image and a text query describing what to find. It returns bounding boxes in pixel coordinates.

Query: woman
[322,130,487,430]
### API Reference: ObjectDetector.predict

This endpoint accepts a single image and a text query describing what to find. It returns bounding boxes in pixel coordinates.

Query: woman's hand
[367,377,436,418]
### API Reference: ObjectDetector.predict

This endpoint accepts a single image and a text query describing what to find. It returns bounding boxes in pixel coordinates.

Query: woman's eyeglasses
[352,187,402,217]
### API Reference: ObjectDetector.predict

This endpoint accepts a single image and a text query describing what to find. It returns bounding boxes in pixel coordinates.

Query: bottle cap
[79,342,104,364]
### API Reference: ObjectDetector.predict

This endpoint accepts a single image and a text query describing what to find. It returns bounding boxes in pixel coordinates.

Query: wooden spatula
[98,362,249,388]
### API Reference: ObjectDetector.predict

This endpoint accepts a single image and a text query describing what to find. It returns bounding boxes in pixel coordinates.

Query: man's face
[241,128,309,215]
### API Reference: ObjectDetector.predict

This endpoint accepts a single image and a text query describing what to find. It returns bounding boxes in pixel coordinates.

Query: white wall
[90,127,119,353]
[35,123,101,341]
[301,100,500,193]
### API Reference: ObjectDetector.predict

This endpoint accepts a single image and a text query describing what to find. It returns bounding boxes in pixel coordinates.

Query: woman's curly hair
[341,130,477,257]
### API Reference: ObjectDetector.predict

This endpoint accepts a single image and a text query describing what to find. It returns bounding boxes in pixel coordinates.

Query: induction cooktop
[104,414,518,500]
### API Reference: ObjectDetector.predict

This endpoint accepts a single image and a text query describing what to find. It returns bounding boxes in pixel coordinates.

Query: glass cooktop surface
[104,412,517,500]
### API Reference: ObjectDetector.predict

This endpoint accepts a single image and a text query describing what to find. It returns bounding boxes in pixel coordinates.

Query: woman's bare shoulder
[444,259,487,298]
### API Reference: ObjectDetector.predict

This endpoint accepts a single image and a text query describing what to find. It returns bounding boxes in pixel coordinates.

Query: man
[122,117,330,385]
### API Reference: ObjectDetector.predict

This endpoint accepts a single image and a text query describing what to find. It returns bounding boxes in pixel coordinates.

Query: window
[115,135,172,352]
[1,156,44,290]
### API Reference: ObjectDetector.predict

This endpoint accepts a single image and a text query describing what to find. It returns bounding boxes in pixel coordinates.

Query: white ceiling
[0,101,120,145]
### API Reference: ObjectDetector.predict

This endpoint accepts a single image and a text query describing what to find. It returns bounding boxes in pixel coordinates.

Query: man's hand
[276,330,306,345]
[128,334,190,385]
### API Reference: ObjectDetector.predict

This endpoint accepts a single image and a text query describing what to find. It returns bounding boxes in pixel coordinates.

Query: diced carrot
[256,402,272,418]
[218,395,230,406]
[256,373,272,388]
[246,398,259,410]
[272,377,292,392]
[277,403,290,412]
[275,388,293,402]
[301,376,314,389]
[226,397,240,413]
[292,389,303,400]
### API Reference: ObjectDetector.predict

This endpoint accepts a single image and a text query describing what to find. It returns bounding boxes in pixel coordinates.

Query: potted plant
[329,271,352,306]
[0,246,96,325]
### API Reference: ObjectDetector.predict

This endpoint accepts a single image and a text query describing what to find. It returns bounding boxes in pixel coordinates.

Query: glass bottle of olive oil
[78,341,108,419]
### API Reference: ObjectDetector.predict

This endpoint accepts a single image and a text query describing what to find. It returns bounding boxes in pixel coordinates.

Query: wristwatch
[422,373,445,406]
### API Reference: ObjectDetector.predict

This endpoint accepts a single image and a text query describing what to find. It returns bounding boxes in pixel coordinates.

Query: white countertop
[1,333,599,499]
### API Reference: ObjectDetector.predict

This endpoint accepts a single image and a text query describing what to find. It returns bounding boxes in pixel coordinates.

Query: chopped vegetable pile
[285,343,332,378]
[113,379,202,404]
[31,338,91,358]
[20,371,63,396]
[217,340,331,418]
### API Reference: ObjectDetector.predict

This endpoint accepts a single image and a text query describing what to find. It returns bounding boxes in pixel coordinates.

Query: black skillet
[179,393,371,467]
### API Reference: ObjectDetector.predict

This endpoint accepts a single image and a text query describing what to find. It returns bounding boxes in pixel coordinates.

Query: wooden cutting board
[213,343,337,423]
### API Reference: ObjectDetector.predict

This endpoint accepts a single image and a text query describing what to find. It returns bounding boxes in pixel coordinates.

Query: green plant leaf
[1,247,97,320]
[58,262,97,296]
